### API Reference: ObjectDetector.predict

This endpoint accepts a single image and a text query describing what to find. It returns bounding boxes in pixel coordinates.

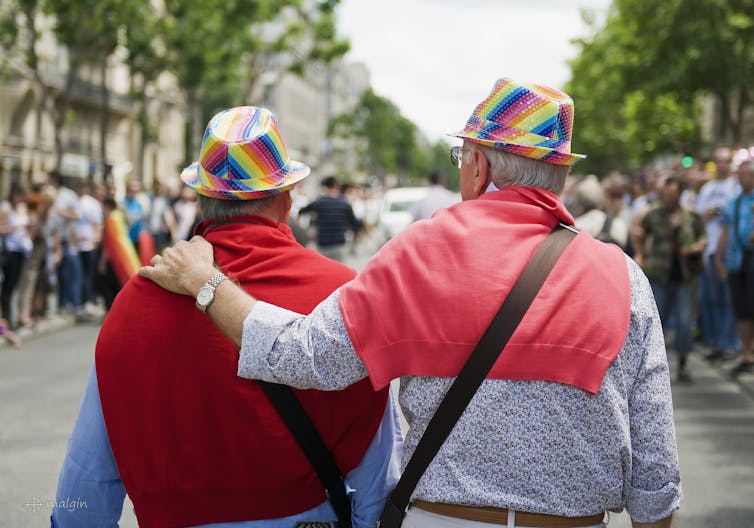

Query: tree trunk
[99,55,110,186]
[22,5,49,182]
[715,92,731,146]
[192,99,202,157]
[184,89,197,166]
[53,60,80,172]
[137,82,149,184]
[183,89,202,164]
[137,102,147,186]
[732,85,749,145]
[241,53,263,105]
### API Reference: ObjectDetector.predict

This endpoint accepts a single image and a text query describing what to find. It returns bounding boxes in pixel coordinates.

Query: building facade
[0,11,184,199]
[258,57,371,193]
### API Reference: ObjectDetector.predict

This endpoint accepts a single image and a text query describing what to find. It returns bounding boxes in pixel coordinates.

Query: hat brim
[449,131,586,167]
[180,160,311,200]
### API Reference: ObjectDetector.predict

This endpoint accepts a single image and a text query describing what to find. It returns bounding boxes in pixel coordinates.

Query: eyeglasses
[450,146,469,168]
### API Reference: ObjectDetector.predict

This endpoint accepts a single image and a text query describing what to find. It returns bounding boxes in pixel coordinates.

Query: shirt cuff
[237,301,303,381]
[626,481,682,523]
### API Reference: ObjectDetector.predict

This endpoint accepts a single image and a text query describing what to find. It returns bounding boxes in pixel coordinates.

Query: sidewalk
[0,306,105,351]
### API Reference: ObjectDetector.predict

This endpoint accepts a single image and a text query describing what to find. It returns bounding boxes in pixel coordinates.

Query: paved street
[2,320,754,527]
[0,323,137,528]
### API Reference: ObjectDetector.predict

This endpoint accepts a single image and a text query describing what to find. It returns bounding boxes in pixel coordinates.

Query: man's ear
[472,150,492,198]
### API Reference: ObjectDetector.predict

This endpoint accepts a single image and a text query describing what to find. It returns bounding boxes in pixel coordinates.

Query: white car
[377,187,428,242]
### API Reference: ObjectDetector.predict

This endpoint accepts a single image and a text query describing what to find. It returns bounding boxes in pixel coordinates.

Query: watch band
[196,272,228,313]
[206,272,229,290]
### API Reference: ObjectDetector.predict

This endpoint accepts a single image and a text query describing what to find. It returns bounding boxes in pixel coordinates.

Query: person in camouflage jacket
[634,176,706,382]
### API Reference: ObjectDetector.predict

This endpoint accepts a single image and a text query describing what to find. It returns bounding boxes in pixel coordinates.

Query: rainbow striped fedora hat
[450,78,586,166]
[181,106,310,200]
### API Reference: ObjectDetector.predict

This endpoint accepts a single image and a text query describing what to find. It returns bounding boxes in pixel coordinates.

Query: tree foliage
[1,0,351,175]
[567,0,754,175]
[160,0,351,162]
[329,89,436,185]
[427,140,458,191]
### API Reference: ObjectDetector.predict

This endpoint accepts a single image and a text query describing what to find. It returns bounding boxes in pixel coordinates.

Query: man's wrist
[188,267,220,297]
[205,277,232,316]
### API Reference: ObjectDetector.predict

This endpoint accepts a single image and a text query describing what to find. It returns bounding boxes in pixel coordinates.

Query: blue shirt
[123,196,144,244]
[52,366,402,528]
[721,191,754,271]
[696,177,740,257]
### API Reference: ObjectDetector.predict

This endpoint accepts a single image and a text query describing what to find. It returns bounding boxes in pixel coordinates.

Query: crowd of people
[0,163,419,351]
[0,172,201,347]
[6,143,754,390]
[566,146,754,381]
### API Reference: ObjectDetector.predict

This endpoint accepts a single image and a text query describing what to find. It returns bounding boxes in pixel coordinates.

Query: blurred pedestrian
[0,316,20,347]
[715,159,754,376]
[53,106,400,527]
[122,179,150,245]
[46,172,85,320]
[633,175,706,382]
[31,185,57,321]
[410,171,459,221]
[299,176,361,263]
[630,169,660,220]
[573,174,630,251]
[169,185,199,243]
[74,181,103,311]
[142,79,681,528]
[94,196,121,312]
[16,184,47,328]
[696,147,740,360]
[602,173,632,251]
[149,180,173,251]
[0,183,32,329]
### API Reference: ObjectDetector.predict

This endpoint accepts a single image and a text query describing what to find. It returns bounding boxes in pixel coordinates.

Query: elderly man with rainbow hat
[52,106,402,528]
[142,79,681,528]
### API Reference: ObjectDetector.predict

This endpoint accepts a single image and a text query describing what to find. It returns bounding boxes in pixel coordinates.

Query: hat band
[196,164,294,189]
[199,156,293,183]
[463,117,570,150]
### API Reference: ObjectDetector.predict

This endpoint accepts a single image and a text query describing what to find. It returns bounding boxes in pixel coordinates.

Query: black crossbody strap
[379,224,577,527]
[259,381,352,528]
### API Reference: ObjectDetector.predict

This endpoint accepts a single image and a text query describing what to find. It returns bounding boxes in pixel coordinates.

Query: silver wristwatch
[195,272,229,313]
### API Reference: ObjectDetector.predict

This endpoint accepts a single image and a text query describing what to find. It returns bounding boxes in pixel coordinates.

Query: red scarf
[96,216,388,528]
[340,187,630,394]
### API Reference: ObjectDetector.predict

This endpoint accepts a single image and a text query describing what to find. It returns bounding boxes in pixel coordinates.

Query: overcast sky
[337,0,612,142]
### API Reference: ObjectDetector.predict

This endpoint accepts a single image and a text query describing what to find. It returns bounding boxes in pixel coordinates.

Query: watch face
[197,286,213,306]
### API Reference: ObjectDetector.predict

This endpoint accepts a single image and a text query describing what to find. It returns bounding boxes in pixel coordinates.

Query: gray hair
[467,144,570,194]
[198,194,279,222]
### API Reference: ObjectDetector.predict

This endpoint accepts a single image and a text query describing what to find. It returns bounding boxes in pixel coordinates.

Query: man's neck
[258,211,285,223]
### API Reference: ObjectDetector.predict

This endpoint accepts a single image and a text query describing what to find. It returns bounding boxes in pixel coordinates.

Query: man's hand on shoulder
[139,236,217,297]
